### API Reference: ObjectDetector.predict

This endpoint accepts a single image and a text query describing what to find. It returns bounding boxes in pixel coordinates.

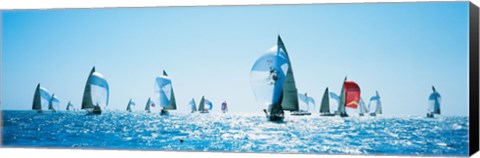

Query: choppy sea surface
[1,110,469,156]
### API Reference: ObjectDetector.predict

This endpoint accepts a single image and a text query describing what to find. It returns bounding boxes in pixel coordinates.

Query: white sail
[81,67,109,109]
[189,98,197,113]
[298,93,314,112]
[359,98,368,114]
[127,99,135,112]
[368,91,382,115]
[155,70,177,110]
[48,94,60,111]
[337,77,347,115]
[198,96,208,113]
[145,98,154,112]
[250,45,289,110]
[66,101,73,111]
[429,89,441,115]
[32,84,51,111]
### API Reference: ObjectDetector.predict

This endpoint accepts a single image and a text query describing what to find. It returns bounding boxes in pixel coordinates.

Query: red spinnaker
[344,81,360,109]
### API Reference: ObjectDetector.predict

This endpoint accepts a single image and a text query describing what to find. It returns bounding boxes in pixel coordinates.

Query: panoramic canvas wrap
[1,2,479,156]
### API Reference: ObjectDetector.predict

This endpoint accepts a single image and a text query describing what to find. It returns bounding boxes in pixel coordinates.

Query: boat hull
[320,113,335,116]
[370,113,377,117]
[160,110,169,115]
[426,113,434,118]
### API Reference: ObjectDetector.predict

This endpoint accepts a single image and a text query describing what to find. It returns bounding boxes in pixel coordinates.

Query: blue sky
[1,2,470,116]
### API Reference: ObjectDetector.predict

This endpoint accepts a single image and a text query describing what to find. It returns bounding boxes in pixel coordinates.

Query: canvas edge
[469,1,479,156]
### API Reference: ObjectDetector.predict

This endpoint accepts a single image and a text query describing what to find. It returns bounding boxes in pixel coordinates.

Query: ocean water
[1,110,469,156]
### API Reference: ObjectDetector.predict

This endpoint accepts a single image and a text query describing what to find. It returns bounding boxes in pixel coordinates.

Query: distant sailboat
[319,87,335,116]
[221,100,228,113]
[358,98,368,116]
[337,77,361,117]
[66,101,74,111]
[155,70,177,115]
[368,91,382,116]
[145,97,154,113]
[329,92,340,115]
[81,66,109,115]
[189,98,197,113]
[48,94,60,112]
[250,35,290,121]
[126,99,135,112]
[294,93,314,115]
[427,86,441,118]
[198,96,209,113]
[32,83,51,113]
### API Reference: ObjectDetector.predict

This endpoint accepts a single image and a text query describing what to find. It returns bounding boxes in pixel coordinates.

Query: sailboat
[126,98,135,112]
[221,100,228,113]
[189,98,197,113]
[155,70,177,115]
[294,93,314,115]
[48,93,60,112]
[32,83,51,113]
[336,77,361,117]
[66,101,74,111]
[368,91,382,116]
[198,96,209,113]
[145,97,154,113]
[358,98,368,116]
[319,87,335,116]
[81,66,109,115]
[250,35,291,121]
[427,86,441,118]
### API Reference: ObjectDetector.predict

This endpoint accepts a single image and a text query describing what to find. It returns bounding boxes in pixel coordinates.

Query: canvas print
[0,2,475,156]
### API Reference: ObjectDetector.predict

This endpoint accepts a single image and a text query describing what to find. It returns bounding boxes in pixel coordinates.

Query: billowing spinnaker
[429,92,441,114]
[90,72,110,107]
[205,99,213,110]
[344,81,360,109]
[33,84,51,110]
[250,45,289,108]
[298,93,314,111]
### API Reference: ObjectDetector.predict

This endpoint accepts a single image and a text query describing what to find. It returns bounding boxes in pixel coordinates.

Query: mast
[278,35,299,112]
[320,87,330,113]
